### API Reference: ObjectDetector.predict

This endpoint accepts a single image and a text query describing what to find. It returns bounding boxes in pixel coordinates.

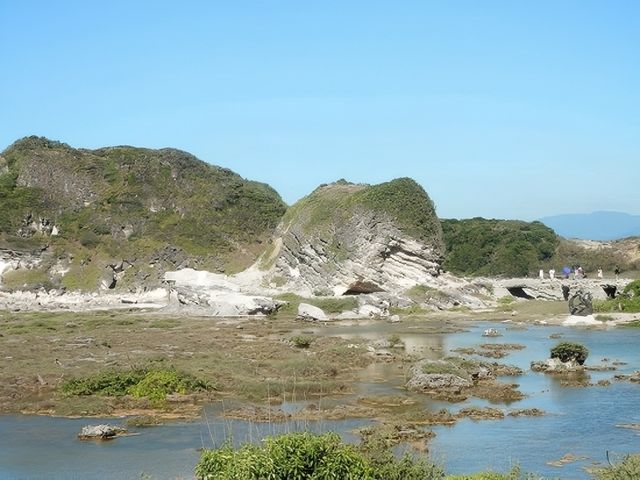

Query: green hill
[281,178,443,249]
[0,137,286,290]
[441,218,639,277]
[441,218,557,277]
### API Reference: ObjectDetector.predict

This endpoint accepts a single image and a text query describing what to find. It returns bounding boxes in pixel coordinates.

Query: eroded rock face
[264,180,444,296]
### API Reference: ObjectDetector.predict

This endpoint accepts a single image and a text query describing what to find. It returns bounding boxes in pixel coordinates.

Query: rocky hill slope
[0,137,286,291]
[259,178,446,296]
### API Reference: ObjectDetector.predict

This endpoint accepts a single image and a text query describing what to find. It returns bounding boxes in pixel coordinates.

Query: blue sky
[1,1,638,220]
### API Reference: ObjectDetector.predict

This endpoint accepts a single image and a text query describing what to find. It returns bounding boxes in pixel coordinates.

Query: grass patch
[421,357,480,380]
[274,293,357,316]
[61,263,103,292]
[444,465,528,479]
[289,335,314,348]
[61,367,214,406]
[1,268,52,290]
[147,318,180,329]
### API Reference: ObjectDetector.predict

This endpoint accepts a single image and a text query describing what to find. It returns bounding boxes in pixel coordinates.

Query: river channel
[1,320,639,479]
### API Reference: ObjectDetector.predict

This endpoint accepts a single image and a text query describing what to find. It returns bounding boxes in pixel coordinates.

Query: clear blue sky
[1,1,638,220]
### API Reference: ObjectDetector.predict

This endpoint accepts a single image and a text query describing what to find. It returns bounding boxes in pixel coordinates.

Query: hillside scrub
[0,136,287,277]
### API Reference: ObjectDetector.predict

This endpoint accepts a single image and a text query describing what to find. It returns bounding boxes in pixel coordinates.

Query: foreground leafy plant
[196,431,443,480]
[592,454,640,479]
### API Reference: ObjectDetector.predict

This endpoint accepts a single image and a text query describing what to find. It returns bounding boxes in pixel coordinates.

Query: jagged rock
[482,328,501,337]
[531,358,584,373]
[297,303,328,321]
[171,286,280,316]
[407,373,472,391]
[99,268,116,290]
[78,424,127,440]
[344,280,384,295]
[358,304,383,317]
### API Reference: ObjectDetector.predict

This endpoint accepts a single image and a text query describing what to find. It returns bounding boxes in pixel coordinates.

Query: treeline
[441,218,638,277]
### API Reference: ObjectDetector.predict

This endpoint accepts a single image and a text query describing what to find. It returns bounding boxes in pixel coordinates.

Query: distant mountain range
[539,211,640,241]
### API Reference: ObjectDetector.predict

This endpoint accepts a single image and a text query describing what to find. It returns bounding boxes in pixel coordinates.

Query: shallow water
[430,322,640,478]
[1,320,639,479]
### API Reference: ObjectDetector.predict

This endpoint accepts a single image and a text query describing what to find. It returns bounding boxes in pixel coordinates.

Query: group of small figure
[539,266,620,281]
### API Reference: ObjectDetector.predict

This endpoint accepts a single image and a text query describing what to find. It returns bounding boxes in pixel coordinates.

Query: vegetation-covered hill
[441,218,557,277]
[0,137,286,289]
[442,218,639,277]
[281,178,443,248]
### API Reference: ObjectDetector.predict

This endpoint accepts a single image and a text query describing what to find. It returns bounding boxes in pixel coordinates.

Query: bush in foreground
[195,432,443,480]
[592,454,640,479]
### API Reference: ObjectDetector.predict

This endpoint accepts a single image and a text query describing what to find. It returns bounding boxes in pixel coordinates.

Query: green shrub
[592,454,640,480]
[623,280,640,298]
[79,230,100,247]
[290,335,314,348]
[196,432,370,479]
[61,369,147,397]
[61,367,214,403]
[128,369,211,404]
[273,294,357,317]
[195,431,444,480]
[311,296,358,314]
[550,342,589,365]
[497,296,515,305]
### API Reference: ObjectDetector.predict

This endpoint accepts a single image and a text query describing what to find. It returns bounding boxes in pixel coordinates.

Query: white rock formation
[267,211,442,296]
[297,303,328,321]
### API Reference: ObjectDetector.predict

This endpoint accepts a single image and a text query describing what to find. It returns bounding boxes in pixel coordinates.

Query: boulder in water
[78,424,127,440]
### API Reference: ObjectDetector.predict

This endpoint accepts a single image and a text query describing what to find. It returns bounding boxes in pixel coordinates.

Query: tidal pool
[1,320,639,479]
